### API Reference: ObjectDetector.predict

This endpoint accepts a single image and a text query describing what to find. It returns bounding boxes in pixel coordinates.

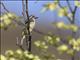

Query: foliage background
[1,1,80,60]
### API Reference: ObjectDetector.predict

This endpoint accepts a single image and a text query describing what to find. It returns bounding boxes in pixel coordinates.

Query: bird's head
[25,15,38,24]
[29,15,38,20]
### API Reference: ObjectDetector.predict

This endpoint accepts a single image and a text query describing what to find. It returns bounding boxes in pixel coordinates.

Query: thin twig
[25,0,32,52]
[0,2,9,12]
[66,0,73,13]
[22,0,26,21]
[58,1,72,23]
[72,6,77,24]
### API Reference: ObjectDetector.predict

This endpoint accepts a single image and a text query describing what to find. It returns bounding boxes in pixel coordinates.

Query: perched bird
[0,13,38,48]
[25,15,38,32]
[20,15,38,46]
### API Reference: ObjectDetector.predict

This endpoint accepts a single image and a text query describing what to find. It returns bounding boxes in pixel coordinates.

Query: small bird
[20,15,38,46]
[25,15,38,32]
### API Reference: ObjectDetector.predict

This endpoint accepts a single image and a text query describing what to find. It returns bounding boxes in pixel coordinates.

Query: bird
[25,15,38,32]
[20,15,38,46]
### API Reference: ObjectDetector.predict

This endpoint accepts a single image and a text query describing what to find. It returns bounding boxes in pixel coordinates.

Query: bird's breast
[29,22,35,32]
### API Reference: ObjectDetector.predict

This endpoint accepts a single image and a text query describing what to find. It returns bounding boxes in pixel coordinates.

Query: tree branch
[58,1,72,23]
[72,6,77,24]
[25,0,32,52]
[0,2,9,12]
[22,0,26,21]
[66,0,73,13]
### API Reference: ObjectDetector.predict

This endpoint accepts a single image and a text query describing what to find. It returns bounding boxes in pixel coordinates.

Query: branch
[22,0,26,21]
[0,2,9,12]
[66,0,77,24]
[25,0,32,52]
[66,0,73,13]
[58,1,63,8]
[58,1,72,23]
[71,6,77,24]
[25,0,30,24]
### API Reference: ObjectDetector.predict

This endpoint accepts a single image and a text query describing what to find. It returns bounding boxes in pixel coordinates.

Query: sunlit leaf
[75,47,80,51]
[7,13,15,18]
[34,41,48,49]
[0,55,6,60]
[0,12,20,29]
[56,22,65,28]
[15,49,23,55]
[4,19,11,25]
[41,2,58,12]
[67,49,74,56]
[57,44,68,52]
[44,35,60,45]
[0,23,5,28]
[67,13,73,21]
[75,1,80,7]
[69,24,78,32]
[5,50,14,56]
[34,55,41,60]
[69,38,76,45]
[44,36,53,41]
[28,54,34,59]
[34,41,41,47]
[48,3,57,11]
[58,7,68,17]
[56,37,60,42]
[69,38,80,51]
[77,38,80,45]
[1,14,9,20]
[9,57,16,60]
[55,22,79,32]
[0,49,42,60]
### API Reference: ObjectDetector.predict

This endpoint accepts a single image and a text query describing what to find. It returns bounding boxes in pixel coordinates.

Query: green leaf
[69,24,78,32]
[42,2,58,12]
[0,55,6,60]
[69,38,80,51]
[5,50,14,57]
[57,44,68,53]
[34,41,48,49]
[58,7,68,17]
[75,1,80,7]
[67,49,74,56]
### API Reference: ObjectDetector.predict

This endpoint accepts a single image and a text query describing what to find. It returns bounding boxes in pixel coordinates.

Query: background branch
[0,2,9,12]
[66,0,73,13]
[72,6,77,24]
[58,1,72,23]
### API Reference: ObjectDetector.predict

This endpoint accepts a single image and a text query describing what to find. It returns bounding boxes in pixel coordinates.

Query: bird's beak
[35,17,38,19]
